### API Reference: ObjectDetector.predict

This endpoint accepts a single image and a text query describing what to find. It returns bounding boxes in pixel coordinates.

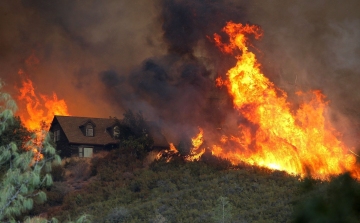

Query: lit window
[79,147,93,157]
[84,147,93,157]
[86,124,94,136]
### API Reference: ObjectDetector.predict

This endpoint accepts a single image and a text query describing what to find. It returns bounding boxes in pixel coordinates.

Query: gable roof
[79,119,97,127]
[50,115,169,147]
[50,115,119,146]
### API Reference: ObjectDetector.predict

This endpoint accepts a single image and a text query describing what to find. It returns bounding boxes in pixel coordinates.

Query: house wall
[70,145,112,157]
[51,123,72,157]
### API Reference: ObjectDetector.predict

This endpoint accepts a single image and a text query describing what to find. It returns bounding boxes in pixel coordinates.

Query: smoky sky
[1,0,360,146]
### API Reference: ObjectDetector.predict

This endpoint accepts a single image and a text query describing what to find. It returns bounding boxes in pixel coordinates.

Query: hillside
[28,148,305,223]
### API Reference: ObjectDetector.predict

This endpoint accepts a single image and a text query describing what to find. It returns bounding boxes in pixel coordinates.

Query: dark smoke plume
[98,0,247,142]
[1,0,360,148]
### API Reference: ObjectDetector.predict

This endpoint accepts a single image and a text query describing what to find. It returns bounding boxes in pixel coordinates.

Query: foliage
[105,207,131,223]
[118,110,154,159]
[293,173,360,223]
[201,152,232,170]
[47,152,301,222]
[177,136,192,156]
[23,214,92,223]
[212,196,233,223]
[50,163,66,182]
[0,81,61,222]
[0,116,33,150]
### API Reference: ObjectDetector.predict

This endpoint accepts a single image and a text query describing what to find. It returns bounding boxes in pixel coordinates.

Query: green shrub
[105,207,131,223]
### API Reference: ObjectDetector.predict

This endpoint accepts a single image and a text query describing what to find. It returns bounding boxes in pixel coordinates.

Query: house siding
[70,145,109,157]
[52,123,72,157]
[49,115,168,158]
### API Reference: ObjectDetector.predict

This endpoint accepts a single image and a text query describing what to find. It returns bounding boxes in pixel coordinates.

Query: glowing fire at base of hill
[211,22,359,180]
[158,22,359,180]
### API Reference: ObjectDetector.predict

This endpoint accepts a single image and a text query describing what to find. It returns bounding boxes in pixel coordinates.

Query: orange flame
[17,69,69,132]
[211,22,359,180]
[16,68,69,160]
[187,128,206,161]
[157,128,205,162]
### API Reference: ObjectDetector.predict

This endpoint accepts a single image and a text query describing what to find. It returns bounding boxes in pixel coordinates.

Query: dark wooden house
[49,115,168,157]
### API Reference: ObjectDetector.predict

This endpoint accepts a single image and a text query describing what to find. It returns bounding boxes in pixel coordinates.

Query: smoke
[0,0,163,117]
[97,0,248,142]
[0,0,359,146]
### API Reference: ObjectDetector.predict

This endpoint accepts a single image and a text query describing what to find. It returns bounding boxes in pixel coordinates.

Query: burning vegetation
[156,22,359,181]
[2,1,360,222]
[17,69,70,132]
[1,0,359,182]
[209,22,360,180]
[14,66,70,160]
[10,21,360,181]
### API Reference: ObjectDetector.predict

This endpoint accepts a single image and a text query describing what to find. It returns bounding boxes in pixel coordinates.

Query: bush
[51,163,65,182]
[293,173,360,223]
[64,158,91,181]
[105,207,131,223]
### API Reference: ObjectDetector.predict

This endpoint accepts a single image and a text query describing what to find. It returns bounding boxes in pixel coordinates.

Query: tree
[293,173,360,223]
[0,116,33,150]
[212,196,233,223]
[118,110,154,159]
[0,81,60,222]
[177,136,192,156]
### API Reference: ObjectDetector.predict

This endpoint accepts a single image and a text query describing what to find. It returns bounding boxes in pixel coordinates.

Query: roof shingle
[52,115,119,146]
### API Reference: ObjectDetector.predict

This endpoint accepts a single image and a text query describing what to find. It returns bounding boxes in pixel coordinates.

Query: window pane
[79,147,83,157]
[84,148,93,157]
[87,128,93,136]
[54,130,60,142]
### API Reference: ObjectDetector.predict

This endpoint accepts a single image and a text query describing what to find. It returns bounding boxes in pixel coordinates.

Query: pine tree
[0,80,60,222]
[212,196,233,223]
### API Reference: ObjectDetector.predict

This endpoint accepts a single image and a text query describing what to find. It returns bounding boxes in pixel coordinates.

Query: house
[49,115,168,157]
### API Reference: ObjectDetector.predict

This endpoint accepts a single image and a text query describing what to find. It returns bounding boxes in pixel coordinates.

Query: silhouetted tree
[293,173,360,223]
[0,116,32,150]
[118,110,154,159]
[0,80,90,223]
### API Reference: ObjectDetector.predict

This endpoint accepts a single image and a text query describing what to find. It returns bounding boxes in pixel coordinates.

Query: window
[54,130,60,142]
[113,126,120,139]
[86,124,94,137]
[79,147,93,158]
[84,147,93,157]
[79,147,83,157]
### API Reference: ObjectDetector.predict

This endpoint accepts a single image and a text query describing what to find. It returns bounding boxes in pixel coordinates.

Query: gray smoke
[97,0,247,142]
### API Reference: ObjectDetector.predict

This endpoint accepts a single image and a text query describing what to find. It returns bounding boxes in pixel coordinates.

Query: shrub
[51,163,66,182]
[105,207,131,223]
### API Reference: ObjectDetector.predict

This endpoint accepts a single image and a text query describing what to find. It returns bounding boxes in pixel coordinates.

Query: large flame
[211,22,359,180]
[16,68,69,160]
[17,69,70,132]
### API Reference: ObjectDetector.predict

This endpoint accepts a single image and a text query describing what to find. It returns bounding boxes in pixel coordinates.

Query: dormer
[112,126,119,138]
[106,120,121,139]
[79,119,96,137]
